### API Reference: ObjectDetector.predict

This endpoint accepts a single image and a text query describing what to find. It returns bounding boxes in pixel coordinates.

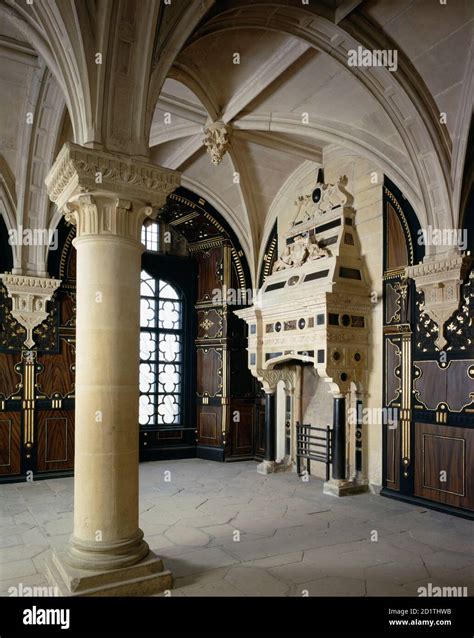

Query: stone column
[355,395,363,477]
[44,142,180,596]
[324,391,368,497]
[256,367,296,475]
[257,391,276,474]
[332,395,346,481]
[264,391,276,462]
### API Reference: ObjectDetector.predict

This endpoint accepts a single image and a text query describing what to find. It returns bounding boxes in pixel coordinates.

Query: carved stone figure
[272,245,293,272]
[272,236,328,272]
[291,174,354,227]
[290,236,309,266]
[307,239,330,260]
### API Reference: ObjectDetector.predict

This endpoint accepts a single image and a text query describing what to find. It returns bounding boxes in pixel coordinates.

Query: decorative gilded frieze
[415,290,439,352]
[446,270,474,351]
[0,275,61,349]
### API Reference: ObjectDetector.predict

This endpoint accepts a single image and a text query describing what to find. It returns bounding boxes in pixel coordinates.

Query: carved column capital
[45,142,181,241]
[0,274,61,349]
[63,195,155,244]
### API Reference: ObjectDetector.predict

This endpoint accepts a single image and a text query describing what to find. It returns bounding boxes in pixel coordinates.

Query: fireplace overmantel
[235,174,372,395]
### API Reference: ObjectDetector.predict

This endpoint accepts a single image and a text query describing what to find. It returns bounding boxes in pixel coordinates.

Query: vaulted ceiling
[0,0,472,281]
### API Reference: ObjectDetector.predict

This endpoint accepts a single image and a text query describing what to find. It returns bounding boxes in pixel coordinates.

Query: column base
[257,460,276,474]
[323,478,369,497]
[45,549,172,597]
[257,457,293,475]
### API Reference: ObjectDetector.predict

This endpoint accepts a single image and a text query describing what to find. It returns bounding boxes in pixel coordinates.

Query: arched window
[139,271,184,426]
[141,223,159,253]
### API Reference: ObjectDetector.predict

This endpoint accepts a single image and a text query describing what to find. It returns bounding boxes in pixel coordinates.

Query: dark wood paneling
[197,405,221,446]
[414,361,446,409]
[446,361,474,412]
[414,422,474,511]
[67,248,76,280]
[414,360,474,412]
[197,309,224,340]
[230,402,253,457]
[385,283,399,324]
[196,348,222,397]
[0,353,21,399]
[0,412,20,475]
[385,421,400,491]
[194,247,222,303]
[37,339,75,398]
[387,203,408,270]
[36,410,74,472]
[254,403,266,457]
[59,291,76,327]
[385,338,401,406]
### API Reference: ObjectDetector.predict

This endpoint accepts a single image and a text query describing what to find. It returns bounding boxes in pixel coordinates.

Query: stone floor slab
[0,459,471,597]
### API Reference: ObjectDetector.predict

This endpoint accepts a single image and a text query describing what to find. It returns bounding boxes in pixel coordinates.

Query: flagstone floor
[0,459,473,597]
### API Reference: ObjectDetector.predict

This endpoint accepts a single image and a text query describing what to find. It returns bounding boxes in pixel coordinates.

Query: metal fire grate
[296,422,332,481]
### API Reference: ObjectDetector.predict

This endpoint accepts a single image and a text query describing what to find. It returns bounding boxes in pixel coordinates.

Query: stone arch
[0,153,19,271]
[188,2,454,238]
[145,0,216,144]
[244,117,424,257]
[24,71,66,276]
[181,175,255,285]
[0,1,92,146]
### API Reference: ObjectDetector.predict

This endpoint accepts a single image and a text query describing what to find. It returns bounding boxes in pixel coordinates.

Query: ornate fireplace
[236,174,372,495]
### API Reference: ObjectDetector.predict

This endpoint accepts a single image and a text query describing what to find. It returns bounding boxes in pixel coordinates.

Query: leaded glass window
[141,222,159,252]
[139,270,183,426]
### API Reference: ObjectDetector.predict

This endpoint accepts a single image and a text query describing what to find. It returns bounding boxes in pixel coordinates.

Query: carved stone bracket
[406,253,471,349]
[203,121,231,166]
[256,367,296,393]
[0,274,61,349]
